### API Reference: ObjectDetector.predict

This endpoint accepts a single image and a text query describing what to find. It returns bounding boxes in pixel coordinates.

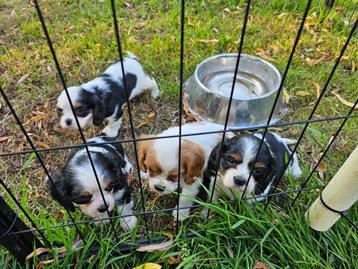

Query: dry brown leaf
[253,260,271,269]
[332,92,357,110]
[295,91,311,97]
[36,259,55,269]
[310,80,321,99]
[168,255,182,265]
[277,12,289,19]
[17,74,30,85]
[133,263,161,269]
[198,39,219,44]
[223,8,231,13]
[268,44,279,53]
[0,136,10,143]
[34,141,50,148]
[316,162,326,179]
[136,239,173,252]
[305,55,330,67]
[256,49,274,62]
[26,247,51,260]
[31,193,48,199]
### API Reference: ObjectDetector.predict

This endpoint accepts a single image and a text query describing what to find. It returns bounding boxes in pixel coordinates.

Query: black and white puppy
[47,136,136,230]
[56,52,159,137]
[205,132,302,202]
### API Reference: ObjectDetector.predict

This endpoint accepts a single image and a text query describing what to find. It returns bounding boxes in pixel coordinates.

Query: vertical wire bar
[175,0,185,235]
[264,18,358,211]
[33,0,119,239]
[291,97,358,206]
[241,0,312,199]
[207,0,251,213]
[0,176,51,247]
[0,85,85,244]
[110,0,149,237]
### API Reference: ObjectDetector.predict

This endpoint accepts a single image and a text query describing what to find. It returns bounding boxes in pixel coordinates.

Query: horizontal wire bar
[1,114,357,158]
[6,184,324,236]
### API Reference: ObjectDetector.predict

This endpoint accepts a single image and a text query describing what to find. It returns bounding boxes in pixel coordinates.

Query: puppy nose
[234,176,246,187]
[65,119,72,126]
[97,205,108,213]
[154,185,165,192]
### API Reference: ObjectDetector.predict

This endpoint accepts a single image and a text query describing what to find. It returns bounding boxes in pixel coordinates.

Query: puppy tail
[126,51,139,60]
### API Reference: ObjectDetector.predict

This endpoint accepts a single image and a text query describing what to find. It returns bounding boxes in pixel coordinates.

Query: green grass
[0,0,357,267]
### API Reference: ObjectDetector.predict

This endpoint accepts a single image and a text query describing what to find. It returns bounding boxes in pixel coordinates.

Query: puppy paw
[101,126,119,138]
[172,207,190,222]
[120,215,137,231]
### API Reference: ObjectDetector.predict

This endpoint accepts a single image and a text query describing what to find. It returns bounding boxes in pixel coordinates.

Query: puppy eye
[226,156,236,166]
[167,175,178,182]
[73,193,92,204]
[57,108,63,115]
[253,168,265,177]
[75,106,90,117]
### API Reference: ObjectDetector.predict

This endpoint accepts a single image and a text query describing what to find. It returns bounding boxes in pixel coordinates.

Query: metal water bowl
[184,54,287,128]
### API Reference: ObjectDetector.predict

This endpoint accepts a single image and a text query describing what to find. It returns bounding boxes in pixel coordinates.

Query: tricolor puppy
[205,132,302,202]
[47,136,136,230]
[138,122,228,221]
[56,52,159,137]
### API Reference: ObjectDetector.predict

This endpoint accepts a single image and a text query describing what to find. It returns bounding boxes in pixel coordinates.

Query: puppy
[47,136,137,230]
[137,121,229,221]
[56,52,159,137]
[205,132,302,202]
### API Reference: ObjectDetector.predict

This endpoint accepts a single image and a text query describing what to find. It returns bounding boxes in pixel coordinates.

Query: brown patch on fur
[254,162,266,168]
[181,139,205,185]
[73,102,81,109]
[137,136,162,174]
[231,154,242,163]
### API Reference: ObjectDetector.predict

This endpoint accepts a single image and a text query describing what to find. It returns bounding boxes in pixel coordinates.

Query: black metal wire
[6,184,325,237]
[109,0,149,238]
[176,0,185,235]
[264,17,358,211]
[0,212,18,239]
[291,97,358,206]
[207,0,251,216]
[1,114,357,158]
[241,0,312,199]
[33,0,118,240]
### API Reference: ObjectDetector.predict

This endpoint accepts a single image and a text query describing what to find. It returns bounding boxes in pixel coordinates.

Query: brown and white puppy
[137,122,228,221]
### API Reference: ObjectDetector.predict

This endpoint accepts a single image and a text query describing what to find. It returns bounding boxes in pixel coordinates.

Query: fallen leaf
[16,74,30,85]
[133,263,161,269]
[34,141,50,148]
[31,193,48,199]
[283,89,290,104]
[136,239,173,252]
[124,2,133,8]
[26,247,51,260]
[256,48,274,61]
[305,55,330,66]
[295,91,311,97]
[0,136,10,143]
[310,80,321,99]
[253,260,271,269]
[36,259,55,269]
[277,12,289,19]
[168,255,181,265]
[316,162,326,179]
[198,39,219,44]
[332,92,357,110]
[223,8,231,13]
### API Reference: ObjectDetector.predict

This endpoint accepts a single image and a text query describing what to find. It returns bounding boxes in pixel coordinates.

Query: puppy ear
[182,139,205,185]
[92,94,106,126]
[47,171,75,212]
[137,136,151,172]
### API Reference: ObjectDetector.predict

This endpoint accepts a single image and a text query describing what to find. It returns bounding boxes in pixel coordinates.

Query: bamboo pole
[306,146,358,231]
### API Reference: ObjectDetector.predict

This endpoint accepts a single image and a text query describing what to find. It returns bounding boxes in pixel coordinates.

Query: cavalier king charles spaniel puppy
[47,136,136,230]
[56,52,159,137]
[138,122,231,221]
[205,132,302,203]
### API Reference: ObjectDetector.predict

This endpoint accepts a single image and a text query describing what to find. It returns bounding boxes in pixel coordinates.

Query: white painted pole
[306,146,358,231]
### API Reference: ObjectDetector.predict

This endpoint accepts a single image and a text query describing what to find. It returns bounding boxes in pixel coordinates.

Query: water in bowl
[202,70,269,99]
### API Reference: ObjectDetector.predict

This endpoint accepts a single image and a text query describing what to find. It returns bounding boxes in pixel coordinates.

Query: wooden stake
[306,146,358,231]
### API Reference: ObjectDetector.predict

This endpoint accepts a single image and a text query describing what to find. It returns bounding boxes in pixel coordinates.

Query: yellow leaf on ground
[198,39,219,44]
[34,141,50,148]
[133,263,162,269]
[332,92,357,110]
[295,91,311,97]
[310,80,321,99]
[253,260,271,269]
